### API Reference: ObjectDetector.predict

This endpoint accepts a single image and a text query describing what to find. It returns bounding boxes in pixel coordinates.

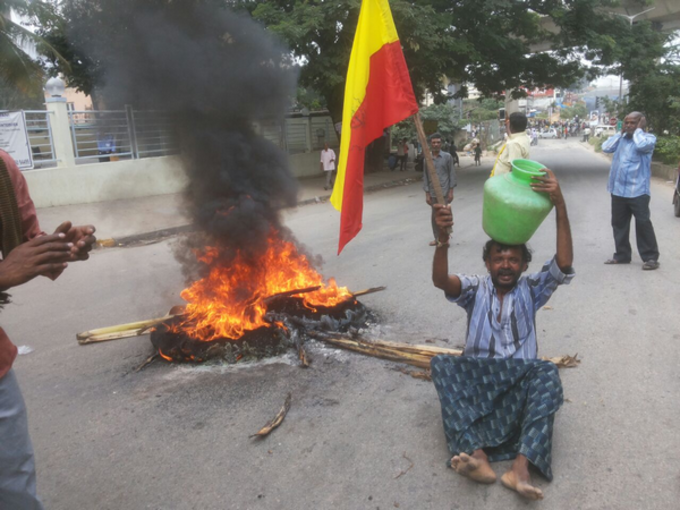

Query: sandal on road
[604,259,630,265]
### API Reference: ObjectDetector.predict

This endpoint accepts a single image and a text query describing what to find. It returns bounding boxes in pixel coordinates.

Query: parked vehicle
[595,125,618,138]
[539,128,558,139]
[673,164,680,217]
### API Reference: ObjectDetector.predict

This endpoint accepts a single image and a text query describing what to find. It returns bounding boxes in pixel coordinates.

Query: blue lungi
[430,355,563,480]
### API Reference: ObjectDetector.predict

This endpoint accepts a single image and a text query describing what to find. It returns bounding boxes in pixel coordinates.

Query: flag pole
[413,112,452,234]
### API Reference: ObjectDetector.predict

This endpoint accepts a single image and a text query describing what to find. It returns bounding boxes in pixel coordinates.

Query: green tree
[559,103,587,120]
[0,0,67,104]
[243,0,653,124]
[44,0,655,122]
[624,31,680,135]
[392,103,461,143]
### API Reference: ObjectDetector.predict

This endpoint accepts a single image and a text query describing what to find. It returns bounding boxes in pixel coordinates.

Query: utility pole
[613,7,656,103]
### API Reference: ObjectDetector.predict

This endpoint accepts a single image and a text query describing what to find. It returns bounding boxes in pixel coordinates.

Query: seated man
[430,168,573,500]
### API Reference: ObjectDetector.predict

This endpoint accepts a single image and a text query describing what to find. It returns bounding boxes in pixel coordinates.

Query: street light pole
[613,7,656,103]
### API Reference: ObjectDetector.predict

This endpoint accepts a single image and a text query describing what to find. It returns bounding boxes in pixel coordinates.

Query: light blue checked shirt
[602,129,656,198]
[448,258,575,359]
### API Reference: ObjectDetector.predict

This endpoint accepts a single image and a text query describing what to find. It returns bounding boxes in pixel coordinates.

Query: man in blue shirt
[602,112,659,270]
[429,169,573,500]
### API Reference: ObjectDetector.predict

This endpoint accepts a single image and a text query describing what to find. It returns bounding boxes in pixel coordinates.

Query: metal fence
[68,107,180,162]
[69,110,134,161]
[129,109,180,159]
[24,111,57,168]
[256,113,339,154]
[18,108,336,168]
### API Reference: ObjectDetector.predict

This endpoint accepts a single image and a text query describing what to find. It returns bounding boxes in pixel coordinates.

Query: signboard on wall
[0,111,34,170]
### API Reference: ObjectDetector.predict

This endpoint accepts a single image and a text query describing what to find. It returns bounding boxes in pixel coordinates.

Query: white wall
[24,156,188,208]
[25,100,330,207]
[289,151,326,179]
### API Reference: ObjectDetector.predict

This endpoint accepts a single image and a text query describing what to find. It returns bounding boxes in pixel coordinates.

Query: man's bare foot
[450,452,496,484]
[501,469,544,500]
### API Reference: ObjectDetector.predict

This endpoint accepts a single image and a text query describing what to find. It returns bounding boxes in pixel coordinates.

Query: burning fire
[175,231,352,341]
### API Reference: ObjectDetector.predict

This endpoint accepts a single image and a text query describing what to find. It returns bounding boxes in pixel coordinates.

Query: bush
[588,136,604,152]
[654,136,680,165]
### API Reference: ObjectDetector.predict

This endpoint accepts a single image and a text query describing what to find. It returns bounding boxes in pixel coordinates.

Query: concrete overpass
[503,1,680,114]
[531,0,680,53]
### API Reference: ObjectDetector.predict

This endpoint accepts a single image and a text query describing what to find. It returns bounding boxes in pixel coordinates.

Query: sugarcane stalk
[76,284,386,346]
[314,334,578,370]
[77,315,177,345]
[318,332,462,357]
[317,336,433,369]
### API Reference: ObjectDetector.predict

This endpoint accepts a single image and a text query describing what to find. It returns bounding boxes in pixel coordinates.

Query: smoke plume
[67,1,301,279]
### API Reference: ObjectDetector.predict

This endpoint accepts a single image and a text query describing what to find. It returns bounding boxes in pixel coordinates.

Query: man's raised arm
[530,169,573,271]
[432,204,462,297]
[601,133,621,154]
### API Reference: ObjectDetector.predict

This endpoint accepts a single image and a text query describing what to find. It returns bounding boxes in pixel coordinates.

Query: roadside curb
[96,174,428,249]
[651,161,677,181]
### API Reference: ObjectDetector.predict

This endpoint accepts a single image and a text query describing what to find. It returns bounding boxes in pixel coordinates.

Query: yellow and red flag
[330,0,418,254]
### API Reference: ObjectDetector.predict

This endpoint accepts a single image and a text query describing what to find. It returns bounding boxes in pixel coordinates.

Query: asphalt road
[5,140,680,510]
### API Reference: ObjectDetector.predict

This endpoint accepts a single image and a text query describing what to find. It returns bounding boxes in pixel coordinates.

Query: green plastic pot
[482,159,554,244]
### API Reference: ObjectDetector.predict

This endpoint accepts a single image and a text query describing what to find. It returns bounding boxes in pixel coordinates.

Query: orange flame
[176,231,351,341]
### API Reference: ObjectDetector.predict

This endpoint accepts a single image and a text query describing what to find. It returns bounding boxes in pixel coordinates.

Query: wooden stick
[250,393,292,439]
[351,286,386,298]
[413,112,445,205]
[134,353,159,372]
[263,286,321,303]
[413,112,452,235]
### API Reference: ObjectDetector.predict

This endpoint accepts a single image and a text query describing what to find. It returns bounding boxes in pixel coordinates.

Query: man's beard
[490,269,521,290]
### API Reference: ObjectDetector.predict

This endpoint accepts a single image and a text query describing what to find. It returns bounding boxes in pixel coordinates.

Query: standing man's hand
[530,168,564,207]
[447,189,454,203]
[425,193,432,206]
[53,221,97,261]
[0,234,73,290]
[637,115,647,132]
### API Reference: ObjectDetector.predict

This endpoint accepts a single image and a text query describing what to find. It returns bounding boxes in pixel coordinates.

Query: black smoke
[65,0,301,279]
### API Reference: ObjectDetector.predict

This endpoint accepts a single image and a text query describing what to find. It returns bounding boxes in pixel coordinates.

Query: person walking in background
[423,133,456,246]
[396,137,409,172]
[582,126,591,143]
[320,142,336,190]
[474,144,482,166]
[450,140,460,167]
[602,112,660,270]
[491,112,530,176]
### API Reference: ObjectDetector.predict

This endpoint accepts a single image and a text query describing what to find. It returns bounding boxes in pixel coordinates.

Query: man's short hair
[482,239,532,264]
[429,132,442,141]
[508,112,528,133]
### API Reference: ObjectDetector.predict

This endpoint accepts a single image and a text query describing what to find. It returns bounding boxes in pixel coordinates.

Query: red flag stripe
[338,41,418,253]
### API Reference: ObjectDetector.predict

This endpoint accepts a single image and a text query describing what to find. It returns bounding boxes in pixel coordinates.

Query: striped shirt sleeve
[526,258,575,312]
[446,274,481,311]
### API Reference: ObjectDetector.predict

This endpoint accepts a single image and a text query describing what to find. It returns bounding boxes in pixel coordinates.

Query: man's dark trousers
[611,194,659,263]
